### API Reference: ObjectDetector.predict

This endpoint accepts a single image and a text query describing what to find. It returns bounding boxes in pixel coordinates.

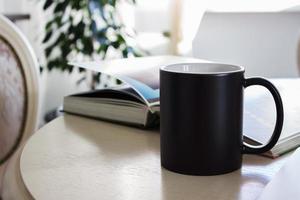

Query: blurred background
[1,0,300,126]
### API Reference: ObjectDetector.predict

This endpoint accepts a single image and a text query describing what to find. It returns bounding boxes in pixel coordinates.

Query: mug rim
[160,62,245,75]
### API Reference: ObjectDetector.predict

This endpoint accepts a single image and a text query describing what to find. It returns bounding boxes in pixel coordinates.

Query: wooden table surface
[20,115,290,200]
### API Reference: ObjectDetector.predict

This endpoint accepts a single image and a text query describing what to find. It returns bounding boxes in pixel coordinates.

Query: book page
[70,56,206,106]
[69,85,144,104]
[244,79,300,144]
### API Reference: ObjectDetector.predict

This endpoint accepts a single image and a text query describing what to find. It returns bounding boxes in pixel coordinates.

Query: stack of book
[64,55,300,158]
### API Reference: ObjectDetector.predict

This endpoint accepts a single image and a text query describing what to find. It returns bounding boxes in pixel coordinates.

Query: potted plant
[42,0,145,89]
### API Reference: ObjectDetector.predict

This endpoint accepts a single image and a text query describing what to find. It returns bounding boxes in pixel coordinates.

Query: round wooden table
[20,115,289,200]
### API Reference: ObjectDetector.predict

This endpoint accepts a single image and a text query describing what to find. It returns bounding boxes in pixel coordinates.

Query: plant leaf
[82,37,94,54]
[70,0,81,10]
[43,0,53,10]
[45,46,53,58]
[45,21,53,31]
[61,42,72,57]
[54,0,70,13]
[42,30,53,43]
[54,15,63,26]
[47,59,60,71]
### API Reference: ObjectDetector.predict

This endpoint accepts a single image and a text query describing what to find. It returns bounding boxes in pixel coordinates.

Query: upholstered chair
[0,15,39,199]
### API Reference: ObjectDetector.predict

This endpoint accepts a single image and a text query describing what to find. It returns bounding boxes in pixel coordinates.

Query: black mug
[160,63,284,175]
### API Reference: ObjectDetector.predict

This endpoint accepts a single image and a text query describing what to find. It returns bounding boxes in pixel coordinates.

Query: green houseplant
[42,0,144,88]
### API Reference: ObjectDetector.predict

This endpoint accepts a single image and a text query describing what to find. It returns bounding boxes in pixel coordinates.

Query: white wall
[193,12,300,78]
[0,1,3,12]
[179,0,300,55]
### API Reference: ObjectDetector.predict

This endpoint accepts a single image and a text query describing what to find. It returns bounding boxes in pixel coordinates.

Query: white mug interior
[161,63,244,74]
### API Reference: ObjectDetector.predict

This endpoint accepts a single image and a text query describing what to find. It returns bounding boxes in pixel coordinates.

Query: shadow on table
[159,154,288,200]
[160,166,270,200]
[63,114,160,159]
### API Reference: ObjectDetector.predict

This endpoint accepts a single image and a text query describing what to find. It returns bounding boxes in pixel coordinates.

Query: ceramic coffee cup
[160,63,284,175]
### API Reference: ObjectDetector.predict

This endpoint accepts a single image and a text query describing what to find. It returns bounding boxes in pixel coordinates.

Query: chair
[0,15,39,199]
[193,11,300,77]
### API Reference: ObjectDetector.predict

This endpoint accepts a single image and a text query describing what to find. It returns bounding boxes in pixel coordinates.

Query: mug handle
[242,77,284,154]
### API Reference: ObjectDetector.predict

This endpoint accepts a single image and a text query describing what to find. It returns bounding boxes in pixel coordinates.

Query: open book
[65,56,300,158]
[64,56,204,127]
[243,78,300,158]
[63,85,161,127]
